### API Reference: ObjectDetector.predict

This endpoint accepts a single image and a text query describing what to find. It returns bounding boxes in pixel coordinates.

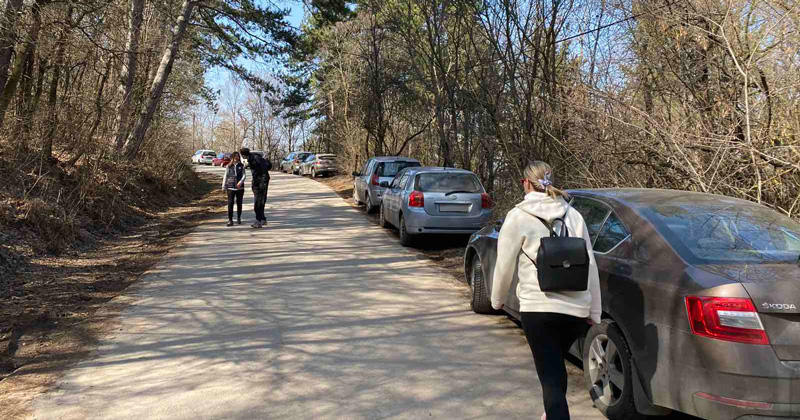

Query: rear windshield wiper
[445,190,475,196]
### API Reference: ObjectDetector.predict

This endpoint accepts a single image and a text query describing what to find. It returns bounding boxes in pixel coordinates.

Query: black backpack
[521,211,590,292]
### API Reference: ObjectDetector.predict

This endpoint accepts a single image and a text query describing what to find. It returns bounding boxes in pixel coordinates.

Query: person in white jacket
[491,161,601,420]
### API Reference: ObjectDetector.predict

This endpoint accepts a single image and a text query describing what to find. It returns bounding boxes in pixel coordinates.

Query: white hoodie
[490,191,602,323]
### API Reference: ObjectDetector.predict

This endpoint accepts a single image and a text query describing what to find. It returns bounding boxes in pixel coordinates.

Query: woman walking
[491,161,601,420]
[222,152,246,227]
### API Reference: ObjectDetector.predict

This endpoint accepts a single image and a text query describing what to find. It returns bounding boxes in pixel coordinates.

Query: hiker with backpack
[239,148,272,228]
[491,161,601,420]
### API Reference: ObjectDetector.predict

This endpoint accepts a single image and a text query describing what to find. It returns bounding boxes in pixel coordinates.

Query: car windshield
[644,203,800,264]
[377,161,420,177]
[415,173,483,193]
[203,152,215,157]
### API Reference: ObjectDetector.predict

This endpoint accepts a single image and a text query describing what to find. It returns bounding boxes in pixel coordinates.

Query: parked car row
[279,151,340,178]
[192,149,268,168]
[350,156,494,248]
[466,189,800,420]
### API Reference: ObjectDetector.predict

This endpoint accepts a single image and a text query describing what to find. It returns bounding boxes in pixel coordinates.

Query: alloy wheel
[587,334,625,408]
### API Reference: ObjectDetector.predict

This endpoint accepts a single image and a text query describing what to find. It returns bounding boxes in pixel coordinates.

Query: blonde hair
[524,161,569,200]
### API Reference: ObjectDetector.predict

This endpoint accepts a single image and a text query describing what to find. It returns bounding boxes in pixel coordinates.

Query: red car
[212,153,231,167]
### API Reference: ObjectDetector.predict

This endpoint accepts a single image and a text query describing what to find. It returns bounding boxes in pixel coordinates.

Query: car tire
[399,215,414,247]
[311,169,317,178]
[469,257,495,314]
[583,320,644,420]
[379,203,390,229]
[365,193,376,214]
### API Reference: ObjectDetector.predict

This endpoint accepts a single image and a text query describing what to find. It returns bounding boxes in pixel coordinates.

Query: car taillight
[371,173,380,186]
[685,296,768,345]
[409,191,424,207]
[481,193,493,209]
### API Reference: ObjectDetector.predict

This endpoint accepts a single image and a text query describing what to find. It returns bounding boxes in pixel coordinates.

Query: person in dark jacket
[239,148,271,228]
[222,152,247,226]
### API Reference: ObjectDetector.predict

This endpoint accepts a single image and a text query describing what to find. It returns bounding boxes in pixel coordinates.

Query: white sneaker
[541,413,546,420]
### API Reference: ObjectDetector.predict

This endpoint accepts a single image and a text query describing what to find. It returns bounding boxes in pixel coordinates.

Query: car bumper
[688,362,800,420]
[654,329,800,420]
[404,208,492,235]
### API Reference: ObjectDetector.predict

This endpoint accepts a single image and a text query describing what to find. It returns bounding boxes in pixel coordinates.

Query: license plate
[438,204,470,213]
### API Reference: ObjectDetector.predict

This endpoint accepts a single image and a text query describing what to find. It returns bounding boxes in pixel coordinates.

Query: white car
[192,150,216,165]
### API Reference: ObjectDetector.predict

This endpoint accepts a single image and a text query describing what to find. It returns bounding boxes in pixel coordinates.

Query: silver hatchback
[379,167,493,247]
[352,157,421,213]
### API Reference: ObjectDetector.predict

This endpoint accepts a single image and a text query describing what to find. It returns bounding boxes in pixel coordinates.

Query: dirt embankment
[0,158,225,418]
[313,174,468,283]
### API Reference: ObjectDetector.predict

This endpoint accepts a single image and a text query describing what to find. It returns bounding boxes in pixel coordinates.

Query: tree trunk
[0,0,25,95]
[113,0,145,151]
[68,57,112,167]
[0,1,43,129]
[12,49,36,140]
[42,6,72,161]
[124,0,195,160]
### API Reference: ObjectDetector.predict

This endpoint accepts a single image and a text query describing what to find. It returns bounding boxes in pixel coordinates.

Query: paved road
[31,166,605,420]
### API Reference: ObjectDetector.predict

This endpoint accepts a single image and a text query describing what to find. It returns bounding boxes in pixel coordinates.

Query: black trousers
[252,175,270,222]
[227,189,244,221]
[521,312,587,420]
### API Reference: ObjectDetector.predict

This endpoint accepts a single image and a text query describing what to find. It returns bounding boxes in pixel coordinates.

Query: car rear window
[319,155,336,161]
[645,204,800,264]
[203,152,215,157]
[297,153,311,160]
[415,173,483,193]
[376,161,420,177]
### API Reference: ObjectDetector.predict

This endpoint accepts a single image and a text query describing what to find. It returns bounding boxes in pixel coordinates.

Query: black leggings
[227,189,244,221]
[521,312,587,420]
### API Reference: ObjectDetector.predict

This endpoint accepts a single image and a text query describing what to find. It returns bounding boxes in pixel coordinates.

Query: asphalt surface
[30,165,606,420]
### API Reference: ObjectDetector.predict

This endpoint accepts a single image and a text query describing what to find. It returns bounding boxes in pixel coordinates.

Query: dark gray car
[379,167,493,247]
[464,189,800,420]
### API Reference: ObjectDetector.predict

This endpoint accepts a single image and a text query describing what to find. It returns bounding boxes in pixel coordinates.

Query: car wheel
[365,193,376,214]
[311,169,317,178]
[584,320,644,420]
[469,257,495,314]
[399,215,414,247]
[379,203,389,229]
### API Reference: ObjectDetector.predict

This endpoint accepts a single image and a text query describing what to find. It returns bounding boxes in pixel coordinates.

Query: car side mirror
[494,219,504,231]
[352,171,361,177]
[380,181,390,188]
